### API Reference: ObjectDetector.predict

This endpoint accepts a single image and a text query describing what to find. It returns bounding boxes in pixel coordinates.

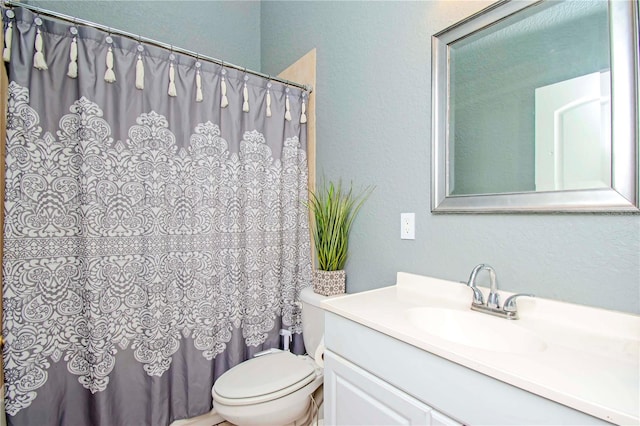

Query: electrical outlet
[400,213,415,240]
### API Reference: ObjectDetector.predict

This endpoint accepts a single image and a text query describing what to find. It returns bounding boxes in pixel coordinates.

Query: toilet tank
[300,287,330,359]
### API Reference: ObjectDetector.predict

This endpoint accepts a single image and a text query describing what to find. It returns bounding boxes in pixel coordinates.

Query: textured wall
[24,0,262,70]
[261,1,640,314]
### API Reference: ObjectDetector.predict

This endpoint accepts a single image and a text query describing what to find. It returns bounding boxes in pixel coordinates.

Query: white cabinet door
[324,350,433,425]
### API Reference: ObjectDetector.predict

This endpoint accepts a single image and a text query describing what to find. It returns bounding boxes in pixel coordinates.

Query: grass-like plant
[307,180,373,271]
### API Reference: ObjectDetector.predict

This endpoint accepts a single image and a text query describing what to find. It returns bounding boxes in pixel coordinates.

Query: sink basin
[406,307,547,354]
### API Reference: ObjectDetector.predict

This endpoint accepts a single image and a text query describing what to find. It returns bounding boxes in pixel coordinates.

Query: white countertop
[321,272,640,425]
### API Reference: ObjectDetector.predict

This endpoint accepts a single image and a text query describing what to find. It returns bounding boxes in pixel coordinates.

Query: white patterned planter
[313,270,346,296]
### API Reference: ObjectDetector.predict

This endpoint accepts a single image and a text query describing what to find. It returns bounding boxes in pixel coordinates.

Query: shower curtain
[1,7,311,426]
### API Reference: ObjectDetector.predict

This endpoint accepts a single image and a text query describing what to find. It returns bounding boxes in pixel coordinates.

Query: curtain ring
[70,18,79,35]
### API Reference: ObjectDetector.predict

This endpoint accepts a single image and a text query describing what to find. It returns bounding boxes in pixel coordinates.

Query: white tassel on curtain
[33,27,47,70]
[104,46,116,82]
[195,62,203,102]
[266,87,272,117]
[3,20,12,62]
[242,79,250,112]
[67,36,78,78]
[220,70,229,108]
[168,62,177,97]
[135,54,144,89]
[300,96,307,124]
[284,92,292,121]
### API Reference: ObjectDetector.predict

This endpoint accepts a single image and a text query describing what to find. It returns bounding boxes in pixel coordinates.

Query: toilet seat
[213,351,316,406]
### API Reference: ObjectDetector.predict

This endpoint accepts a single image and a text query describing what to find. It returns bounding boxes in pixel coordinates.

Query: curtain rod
[2,0,312,93]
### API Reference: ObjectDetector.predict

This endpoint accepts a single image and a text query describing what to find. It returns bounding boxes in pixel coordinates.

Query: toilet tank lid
[300,286,331,307]
[213,351,315,401]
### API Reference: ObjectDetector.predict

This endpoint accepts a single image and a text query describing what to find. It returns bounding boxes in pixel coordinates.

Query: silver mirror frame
[431,0,639,213]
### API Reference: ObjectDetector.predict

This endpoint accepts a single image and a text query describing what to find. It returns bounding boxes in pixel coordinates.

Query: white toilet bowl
[212,287,329,426]
[212,351,323,426]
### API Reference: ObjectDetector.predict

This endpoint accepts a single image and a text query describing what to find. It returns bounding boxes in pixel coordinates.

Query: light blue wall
[261,1,640,314]
[24,0,262,70]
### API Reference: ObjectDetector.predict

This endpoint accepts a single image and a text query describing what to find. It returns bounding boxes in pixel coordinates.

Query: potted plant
[306,180,373,296]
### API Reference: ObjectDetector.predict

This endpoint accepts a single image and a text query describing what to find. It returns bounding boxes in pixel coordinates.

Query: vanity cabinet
[324,350,461,425]
[323,312,609,426]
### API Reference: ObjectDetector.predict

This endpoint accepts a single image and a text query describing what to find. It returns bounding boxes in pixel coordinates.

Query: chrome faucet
[467,264,500,308]
[465,263,534,320]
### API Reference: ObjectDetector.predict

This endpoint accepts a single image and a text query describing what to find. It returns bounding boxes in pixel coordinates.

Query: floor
[171,406,322,426]
[171,387,323,426]
[170,410,227,426]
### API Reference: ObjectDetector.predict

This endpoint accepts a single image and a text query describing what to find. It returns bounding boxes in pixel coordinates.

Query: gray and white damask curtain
[1,7,311,426]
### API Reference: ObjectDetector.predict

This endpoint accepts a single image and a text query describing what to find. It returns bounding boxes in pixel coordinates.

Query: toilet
[212,287,329,426]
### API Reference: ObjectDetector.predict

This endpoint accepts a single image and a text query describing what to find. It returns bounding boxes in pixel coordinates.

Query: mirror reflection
[449,1,610,196]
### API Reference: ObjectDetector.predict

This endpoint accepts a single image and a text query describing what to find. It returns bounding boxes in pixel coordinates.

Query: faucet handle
[460,281,484,305]
[487,291,500,309]
[503,293,535,313]
[471,287,485,305]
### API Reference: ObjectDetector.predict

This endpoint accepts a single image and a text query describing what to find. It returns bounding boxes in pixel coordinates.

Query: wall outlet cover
[400,213,415,240]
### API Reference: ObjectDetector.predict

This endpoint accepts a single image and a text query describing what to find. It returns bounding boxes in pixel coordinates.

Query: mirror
[431,0,639,213]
